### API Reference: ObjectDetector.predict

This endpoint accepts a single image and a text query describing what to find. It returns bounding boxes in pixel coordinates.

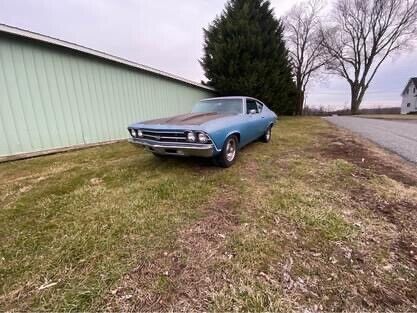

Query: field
[1,117,417,311]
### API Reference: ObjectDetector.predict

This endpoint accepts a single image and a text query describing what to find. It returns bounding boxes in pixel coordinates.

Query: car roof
[201,96,263,103]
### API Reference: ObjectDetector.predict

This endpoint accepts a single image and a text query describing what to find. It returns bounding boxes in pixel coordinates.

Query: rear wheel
[261,126,272,143]
[215,135,238,168]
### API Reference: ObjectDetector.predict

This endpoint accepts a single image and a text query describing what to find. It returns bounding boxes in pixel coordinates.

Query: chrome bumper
[128,138,214,157]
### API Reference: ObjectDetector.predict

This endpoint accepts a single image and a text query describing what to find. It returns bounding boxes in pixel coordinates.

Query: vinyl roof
[201,96,265,103]
[0,23,214,92]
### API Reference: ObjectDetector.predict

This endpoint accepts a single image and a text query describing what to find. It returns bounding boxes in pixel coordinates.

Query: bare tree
[284,0,326,115]
[320,0,417,114]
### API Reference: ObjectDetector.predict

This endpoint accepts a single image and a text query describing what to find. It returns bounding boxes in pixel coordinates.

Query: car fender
[224,130,241,146]
[205,127,241,153]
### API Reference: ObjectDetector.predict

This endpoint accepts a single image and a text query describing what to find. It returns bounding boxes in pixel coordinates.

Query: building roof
[0,23,214,92]
[401,77,417,95]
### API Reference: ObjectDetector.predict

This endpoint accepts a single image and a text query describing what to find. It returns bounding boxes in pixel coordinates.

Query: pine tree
[201,0,296,115]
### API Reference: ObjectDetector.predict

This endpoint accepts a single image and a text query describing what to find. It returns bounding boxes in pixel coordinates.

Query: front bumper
[128,138,214,157]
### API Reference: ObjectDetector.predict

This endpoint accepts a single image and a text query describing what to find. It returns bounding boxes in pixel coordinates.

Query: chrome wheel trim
[266,128,271,141]
[226,139,236,162]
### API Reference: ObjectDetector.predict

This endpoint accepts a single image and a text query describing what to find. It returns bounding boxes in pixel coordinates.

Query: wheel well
[229,132,240,143]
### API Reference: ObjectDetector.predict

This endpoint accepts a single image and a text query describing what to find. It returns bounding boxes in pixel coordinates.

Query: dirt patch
[350,188,415,221]
[323,129,417,259]
[104,191,241,311]
[314,126,417,308]
[349,186,417,263]
[398,233,417,264]
[321,130,417,186]
[244,159,260,176]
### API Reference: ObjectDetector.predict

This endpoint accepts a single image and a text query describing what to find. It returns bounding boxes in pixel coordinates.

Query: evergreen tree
[201,0,296,115]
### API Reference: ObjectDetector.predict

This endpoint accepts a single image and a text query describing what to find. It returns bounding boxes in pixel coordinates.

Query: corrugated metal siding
[0,34,214,158]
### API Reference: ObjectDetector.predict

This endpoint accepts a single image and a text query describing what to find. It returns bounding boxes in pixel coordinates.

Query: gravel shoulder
[325,116,417,164]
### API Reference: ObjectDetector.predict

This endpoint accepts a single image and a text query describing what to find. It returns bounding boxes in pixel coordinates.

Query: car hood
[140,112,234,126]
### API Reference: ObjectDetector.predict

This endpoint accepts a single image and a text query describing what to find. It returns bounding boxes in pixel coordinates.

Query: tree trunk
[351,99,360,115]
[296,89,304,116]
[350,84,361,115]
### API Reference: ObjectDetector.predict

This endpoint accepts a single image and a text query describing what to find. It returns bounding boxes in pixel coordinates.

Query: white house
[401,77,417,114]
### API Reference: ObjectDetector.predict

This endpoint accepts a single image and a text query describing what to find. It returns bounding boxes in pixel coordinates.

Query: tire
[261,125,272,143]
[215,135,239,168]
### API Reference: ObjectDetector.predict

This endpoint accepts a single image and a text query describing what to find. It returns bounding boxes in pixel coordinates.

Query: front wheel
[215,135,238,168]
[261,126,272,143]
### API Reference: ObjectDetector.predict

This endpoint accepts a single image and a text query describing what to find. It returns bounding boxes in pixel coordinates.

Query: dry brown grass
[2,117,417,311]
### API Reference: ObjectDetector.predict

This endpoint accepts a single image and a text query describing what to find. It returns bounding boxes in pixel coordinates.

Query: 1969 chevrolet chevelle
[128,96,277,167]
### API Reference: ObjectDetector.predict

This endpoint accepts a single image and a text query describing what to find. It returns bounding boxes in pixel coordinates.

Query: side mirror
[249,109,257,114]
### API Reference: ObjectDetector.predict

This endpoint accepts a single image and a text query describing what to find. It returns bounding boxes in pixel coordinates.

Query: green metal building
[0,24,214,161]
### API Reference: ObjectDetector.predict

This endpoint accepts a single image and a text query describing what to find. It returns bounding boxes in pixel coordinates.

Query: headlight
[187,131,196,142]
[137,129,143,137]
[130,128,136,137]
[198,133,209,143]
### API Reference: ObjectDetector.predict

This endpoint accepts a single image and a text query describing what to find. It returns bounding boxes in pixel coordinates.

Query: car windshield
[192,99,243,114]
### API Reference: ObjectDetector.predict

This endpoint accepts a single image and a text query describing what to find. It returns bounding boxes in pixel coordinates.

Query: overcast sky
[0,0,416,109]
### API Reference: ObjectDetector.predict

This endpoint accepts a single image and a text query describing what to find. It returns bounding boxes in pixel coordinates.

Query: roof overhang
[0,23,214,92]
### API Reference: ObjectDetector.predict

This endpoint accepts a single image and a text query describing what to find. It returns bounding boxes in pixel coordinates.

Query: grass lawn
[1,117,417,311]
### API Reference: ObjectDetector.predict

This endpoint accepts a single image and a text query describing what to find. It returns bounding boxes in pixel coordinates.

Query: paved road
[325,116,417,163]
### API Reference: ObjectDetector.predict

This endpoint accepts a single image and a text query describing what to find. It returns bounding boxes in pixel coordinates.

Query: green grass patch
[0,143,230,311]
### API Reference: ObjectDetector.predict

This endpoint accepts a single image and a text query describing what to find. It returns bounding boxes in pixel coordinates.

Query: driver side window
[246,99,258,114]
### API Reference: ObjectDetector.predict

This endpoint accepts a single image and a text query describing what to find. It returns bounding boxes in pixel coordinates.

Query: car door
[256,100,271,130]
[245,99,264,141]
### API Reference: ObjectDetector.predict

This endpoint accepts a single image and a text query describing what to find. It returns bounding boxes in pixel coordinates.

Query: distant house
[401,77,417,114]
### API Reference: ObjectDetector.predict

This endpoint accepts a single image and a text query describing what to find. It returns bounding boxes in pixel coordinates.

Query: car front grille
[141,129,212,144]
[142,129,187,143]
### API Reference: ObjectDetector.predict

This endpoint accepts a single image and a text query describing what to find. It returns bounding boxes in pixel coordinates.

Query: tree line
[200,0,417,115]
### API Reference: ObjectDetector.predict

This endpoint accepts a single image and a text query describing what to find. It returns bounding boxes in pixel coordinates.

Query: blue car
[128,96,277,167]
